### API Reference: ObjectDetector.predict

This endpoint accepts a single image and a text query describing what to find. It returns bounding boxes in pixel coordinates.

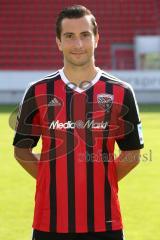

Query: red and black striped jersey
[13,68,144,233]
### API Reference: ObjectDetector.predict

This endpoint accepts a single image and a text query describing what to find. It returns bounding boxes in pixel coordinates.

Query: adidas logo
[48,97,61,106]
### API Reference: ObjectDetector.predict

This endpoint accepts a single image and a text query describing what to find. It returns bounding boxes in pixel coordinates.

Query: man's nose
[74,38,83,48]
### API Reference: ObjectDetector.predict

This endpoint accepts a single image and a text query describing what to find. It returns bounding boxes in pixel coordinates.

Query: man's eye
[66,34,73,38]
[82,33,90,37]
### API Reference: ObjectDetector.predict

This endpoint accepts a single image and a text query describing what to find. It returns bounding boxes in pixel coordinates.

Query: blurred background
[0,0,160,103]
[0,1,160,240]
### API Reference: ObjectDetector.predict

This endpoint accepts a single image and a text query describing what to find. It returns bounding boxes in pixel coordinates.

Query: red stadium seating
[0,0,159,70]
[114,49,135,70]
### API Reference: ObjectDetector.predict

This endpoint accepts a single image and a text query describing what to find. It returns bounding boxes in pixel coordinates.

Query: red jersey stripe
[107,84,124,230]
[92,81,106,231]
[54,79,69,232]
[34,83,51,231]
[73,93,88,232]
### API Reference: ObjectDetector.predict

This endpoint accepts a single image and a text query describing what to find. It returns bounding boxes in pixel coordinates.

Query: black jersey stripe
[101,77,113,231]
[85,87,94,231]
[47,80,57,232]
[101,72,120,82]
[44,71,59,79]
[29,71,60,89]
[13,85,40,148]
[66,86,75,232]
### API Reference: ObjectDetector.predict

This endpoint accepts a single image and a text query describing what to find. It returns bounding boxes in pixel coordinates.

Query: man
[13,5,144,240]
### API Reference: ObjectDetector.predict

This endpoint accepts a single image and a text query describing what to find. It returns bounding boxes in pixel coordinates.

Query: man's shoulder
[30,70,60,88]
[100,70,132,91]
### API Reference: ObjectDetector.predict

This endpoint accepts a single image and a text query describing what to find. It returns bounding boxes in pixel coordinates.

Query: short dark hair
[56,5,98,40]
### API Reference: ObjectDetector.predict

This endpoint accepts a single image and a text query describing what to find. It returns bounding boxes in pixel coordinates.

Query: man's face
[56,16,99,67]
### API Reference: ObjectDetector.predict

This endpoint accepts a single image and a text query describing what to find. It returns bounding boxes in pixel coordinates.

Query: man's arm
[115,149,140,181]
[14,147,40,179]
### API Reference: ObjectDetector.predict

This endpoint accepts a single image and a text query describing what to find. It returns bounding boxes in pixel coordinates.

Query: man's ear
[56,37,62,51]
[95,33,99,48]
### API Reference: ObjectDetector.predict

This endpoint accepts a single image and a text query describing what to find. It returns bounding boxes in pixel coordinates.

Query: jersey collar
[59,67,102,93]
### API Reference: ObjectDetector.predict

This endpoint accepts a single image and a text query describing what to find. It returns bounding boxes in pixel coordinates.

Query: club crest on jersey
[97,94,114,112]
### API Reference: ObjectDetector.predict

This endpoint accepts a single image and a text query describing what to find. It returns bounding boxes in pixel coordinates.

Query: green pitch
[0,104,160,240]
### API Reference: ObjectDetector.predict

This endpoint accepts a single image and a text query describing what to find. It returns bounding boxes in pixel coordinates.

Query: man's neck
[63,63,98,87]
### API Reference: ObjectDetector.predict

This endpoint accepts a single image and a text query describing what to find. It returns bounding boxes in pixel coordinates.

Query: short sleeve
[13,84,41,148]
[116,85,144,151]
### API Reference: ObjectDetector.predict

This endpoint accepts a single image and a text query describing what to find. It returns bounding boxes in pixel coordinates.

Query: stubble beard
[64,54,94,68]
